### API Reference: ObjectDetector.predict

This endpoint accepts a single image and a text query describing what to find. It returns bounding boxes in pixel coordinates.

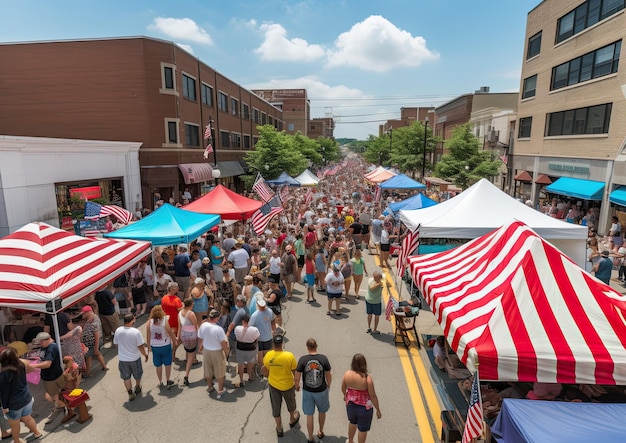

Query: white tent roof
[294,169,320,186]
[399,179,588,267]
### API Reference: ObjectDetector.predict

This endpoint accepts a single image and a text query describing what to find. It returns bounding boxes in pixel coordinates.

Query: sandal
[276,427,284,437]
[317,431,325,439]
[289,411,300,428]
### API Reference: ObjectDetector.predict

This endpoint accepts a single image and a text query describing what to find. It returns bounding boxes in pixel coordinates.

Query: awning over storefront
[545,177,605,200]
[178,163,214,185]
[215,161,245,178]
[535,173,552,185]
[609,185,626,206]
[514,170,532,182]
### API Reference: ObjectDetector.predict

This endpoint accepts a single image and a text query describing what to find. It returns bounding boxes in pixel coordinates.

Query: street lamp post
[422,117,429,180]
[208,116,221,184]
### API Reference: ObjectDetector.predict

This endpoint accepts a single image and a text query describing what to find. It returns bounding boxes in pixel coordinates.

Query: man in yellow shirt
[262,335,300,437]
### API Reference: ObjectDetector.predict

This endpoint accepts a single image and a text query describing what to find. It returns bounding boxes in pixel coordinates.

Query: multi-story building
[0,36,283,209]
[308,117,335,140]
[515,0,626,232]
[380,107,435,135]
[252,89,309,136]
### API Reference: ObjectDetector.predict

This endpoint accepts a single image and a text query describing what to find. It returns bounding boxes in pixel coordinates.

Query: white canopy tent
[294,169,320,187]
[399,179,588,267]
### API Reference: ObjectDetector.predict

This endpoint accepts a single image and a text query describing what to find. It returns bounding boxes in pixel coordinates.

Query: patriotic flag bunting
[84,201,133,224]
[462,372,483,443]
[397,224,420,277]
[252,174,275,202]
[251,196,283,235]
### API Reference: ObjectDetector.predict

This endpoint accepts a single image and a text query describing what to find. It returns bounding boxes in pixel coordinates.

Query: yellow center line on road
[376,258,441,443]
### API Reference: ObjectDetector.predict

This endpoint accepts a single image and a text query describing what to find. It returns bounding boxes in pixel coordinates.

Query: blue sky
[1,0,540,140]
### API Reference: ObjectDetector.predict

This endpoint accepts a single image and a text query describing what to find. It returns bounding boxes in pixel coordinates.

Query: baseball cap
[272,335,284,345]
[601,250,610,257]
[32,332,51,344]
[208,309,220,319]
[80,305,93,313]
[332,264,340,272]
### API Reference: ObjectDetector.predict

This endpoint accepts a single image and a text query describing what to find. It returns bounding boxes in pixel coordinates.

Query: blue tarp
[545,177,605,200]
[379,173,426,190]
[492,399,626,443]
[103,203,220,246]
[384,193,438,215]
[266,171,300,186]
[609,185,626,207]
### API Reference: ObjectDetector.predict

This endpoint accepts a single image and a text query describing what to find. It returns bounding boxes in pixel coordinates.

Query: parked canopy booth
[379,173,426,190]
[408,221,626,442]
[183,184,262,221]
[364,167,396,183]
[384,193,438,215]
[266,171,301,187]
[399,178,588,268]
[293,169,320,187]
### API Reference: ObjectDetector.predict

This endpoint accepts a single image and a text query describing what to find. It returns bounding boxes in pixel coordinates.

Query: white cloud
[148,17,214,45]
[326,15,439,73]
[176,43,194,54]
[254,23,326,62]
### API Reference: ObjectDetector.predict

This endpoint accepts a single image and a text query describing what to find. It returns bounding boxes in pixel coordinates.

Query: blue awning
[545,177,605,200]
[609,185,626,206]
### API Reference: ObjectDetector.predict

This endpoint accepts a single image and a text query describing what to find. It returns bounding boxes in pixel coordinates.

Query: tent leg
[151,244,158,301]
[52,313,63,360]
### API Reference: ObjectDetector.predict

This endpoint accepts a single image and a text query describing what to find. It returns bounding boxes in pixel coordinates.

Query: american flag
[84,201,133,224]
[203,143,214,160]
[462,372,483,443]
[374,185,381,202]
[252,174,275,202]
[204,122,212,140]
[397,224,420,277]
[279,185,294,204]
[304,188,314,207]
[251,196,283,235]
[385,293,398,321]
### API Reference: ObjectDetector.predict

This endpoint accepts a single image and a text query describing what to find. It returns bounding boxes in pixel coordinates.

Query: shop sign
[70,186,102,200]
[548,163,590,175]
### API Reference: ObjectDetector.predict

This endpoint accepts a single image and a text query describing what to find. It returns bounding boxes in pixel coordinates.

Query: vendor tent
[183,184,262,220]
[379,173,426,190]
[294,169,320,186]
[492,399,626,443]
[103,203,220,246]
[0,222,151,313]
[384,193,438,215]
[365,167,396,183]
[407,221,626,384]
[399,178,588,267]
[266,171,300,187]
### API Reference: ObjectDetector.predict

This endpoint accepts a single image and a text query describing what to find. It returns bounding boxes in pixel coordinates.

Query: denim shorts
[346,402,373,432]
[366,301,382,316]
[118,358,143,381]
[151,344,172,367]
[302,389,330,415]
[4,396,34,420]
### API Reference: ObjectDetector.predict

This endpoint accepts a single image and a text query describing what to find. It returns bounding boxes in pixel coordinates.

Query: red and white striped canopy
[0,222,151,313]
[408,221,626,384]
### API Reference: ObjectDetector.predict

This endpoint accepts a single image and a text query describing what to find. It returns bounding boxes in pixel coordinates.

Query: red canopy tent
[183,184,262,221]
[408,221,626,384]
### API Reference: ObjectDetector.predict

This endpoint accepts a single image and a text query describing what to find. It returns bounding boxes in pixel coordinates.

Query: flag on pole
[84,201,133,224]
[385,294,398,321]
[304,188,314,207]
[203,143,214,160]
[251,196,283,235]
[397,224,420,277]
[279,185,294,205]
[252,173,275,202]
[374,185,381,202]
[204,122,212,140]
[461,372,483,443]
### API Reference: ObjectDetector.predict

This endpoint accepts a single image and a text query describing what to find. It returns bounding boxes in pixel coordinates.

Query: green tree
[316,137,340,165]
[244,125,308,181]
[363,134,390,166]
[388,122,435,179]
[433,123,501,189]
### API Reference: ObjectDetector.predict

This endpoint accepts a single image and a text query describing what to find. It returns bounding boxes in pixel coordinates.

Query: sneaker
[166,380,175,389]
[45,407,65,424]
[158,382,165,389]
[183,376,189,386]
[216,389,226,399]
[134,385,142,394]
[128,390,136,401]
[305,300,311,304]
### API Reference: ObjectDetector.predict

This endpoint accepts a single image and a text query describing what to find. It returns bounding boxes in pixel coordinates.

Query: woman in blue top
[0,347,42,441]
[315,243,328,292]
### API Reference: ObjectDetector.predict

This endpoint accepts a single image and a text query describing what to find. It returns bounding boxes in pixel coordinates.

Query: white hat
[194,277,205,285]
[257,299,267,307]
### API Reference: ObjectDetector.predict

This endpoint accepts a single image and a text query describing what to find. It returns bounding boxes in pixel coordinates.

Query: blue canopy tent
[266,171,301,187]
[103,203,220,246]
[379,173,427,190]
[492,399,626,443]
[384,193,438,215]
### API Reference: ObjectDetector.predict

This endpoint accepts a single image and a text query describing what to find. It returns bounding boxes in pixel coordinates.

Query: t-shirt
[39,342,63,381]
[95,289,116,316]
[249,308,275,342]
[325,271,344,295]
[0,367,31,410]
[595,257,613,284]
[161,295,183,329]
[197,322,226,351]
[366,277,384,304]
[263,349,297,391]
[210,245,223,265]
[113,326,145,362]
[349,222,363,235]
[228,248,250,269]
[230,306,249,340]
[371,219,383,237]
[173,253,190,276]
[44,312,70,340]
[282,253,296,275]
[296,353,331,392]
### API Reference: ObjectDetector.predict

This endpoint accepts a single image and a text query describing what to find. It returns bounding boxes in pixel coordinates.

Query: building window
[253,108,260,124]
[220,130,230,148]
[522,75,537,99]
[164,119,180,145]
[242,103,250,119]
[556,0,624,44]
[546,103,612,136]
[243,135,251,149]
[201,84,213,106]
[184,123,200,146]
[253,136,259,147]
[160,63,178,95]
[261,113,267,125]
[231,133,241,148]
[164,67,174,89]
[218,92,228,112]
[231,98,239,116]
[182,74,196,101]
[527,31,542,59]
[518,117,532,138]
[269,116,273,126]
[288,123,295,131]
[550,40,621,90]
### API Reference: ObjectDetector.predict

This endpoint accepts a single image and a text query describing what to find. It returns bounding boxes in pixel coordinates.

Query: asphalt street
[23,250,448,443]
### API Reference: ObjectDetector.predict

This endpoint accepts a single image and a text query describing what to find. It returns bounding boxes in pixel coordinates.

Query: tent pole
[52,311,63,361]
[151,243,157,301]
